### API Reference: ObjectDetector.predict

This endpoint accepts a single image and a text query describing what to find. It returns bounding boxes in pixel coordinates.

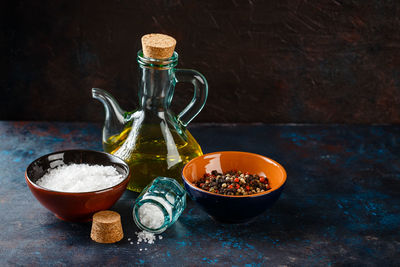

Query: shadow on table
[176,197,338,245]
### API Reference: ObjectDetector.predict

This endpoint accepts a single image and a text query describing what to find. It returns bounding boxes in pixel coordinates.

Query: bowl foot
[55,214,92,223]
[209,215,258,224]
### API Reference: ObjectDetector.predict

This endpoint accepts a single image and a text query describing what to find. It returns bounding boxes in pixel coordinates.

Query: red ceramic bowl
[25,150,130,222]
[182,151,287,223]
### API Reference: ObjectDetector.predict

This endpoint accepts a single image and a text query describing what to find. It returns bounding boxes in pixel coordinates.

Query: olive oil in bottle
[104,124,203,192]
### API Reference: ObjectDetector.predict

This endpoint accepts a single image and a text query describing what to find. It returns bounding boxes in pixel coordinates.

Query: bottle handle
[175,69,208,127]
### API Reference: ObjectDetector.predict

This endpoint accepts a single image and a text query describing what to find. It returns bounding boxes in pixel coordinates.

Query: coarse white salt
[36,164,124,192]
[135,231,156,244]
[138,203,164,229]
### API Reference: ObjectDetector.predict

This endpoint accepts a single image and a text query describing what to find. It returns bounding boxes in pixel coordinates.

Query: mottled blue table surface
[0,121,399,266]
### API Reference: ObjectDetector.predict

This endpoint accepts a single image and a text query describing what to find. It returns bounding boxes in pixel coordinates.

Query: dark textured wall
[2,0,400,123]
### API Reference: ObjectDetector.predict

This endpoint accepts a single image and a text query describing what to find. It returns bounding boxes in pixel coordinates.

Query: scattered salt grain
[36,164,124,192]
[129,231,163,250]
[135,231,156,244]
[128,238,131,241]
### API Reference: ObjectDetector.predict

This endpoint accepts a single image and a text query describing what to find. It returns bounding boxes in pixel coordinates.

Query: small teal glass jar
[133,177,186,234]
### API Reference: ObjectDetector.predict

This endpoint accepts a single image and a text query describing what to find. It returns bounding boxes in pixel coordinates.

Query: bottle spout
[92,88,126,134]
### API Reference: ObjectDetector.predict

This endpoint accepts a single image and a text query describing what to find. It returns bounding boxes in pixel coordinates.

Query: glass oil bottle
[93,34,208,192]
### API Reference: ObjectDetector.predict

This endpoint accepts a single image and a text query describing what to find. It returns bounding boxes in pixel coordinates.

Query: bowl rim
[25,149,130,195]
[182,151,287,198]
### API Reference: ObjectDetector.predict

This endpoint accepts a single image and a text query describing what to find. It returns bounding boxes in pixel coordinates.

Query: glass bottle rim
[137,50,178,68]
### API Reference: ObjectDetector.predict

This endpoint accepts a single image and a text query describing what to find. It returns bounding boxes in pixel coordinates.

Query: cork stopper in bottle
[90,210,124,243]
[141,33,176,59]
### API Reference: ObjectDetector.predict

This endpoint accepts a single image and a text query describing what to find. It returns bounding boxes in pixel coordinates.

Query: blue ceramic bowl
[182,151,287,223]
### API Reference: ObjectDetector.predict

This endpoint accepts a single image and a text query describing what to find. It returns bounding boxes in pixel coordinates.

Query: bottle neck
[137,50,178,112]
[138,66,175,111]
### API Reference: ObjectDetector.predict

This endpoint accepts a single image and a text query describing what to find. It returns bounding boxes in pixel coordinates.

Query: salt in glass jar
[133,177,186,234]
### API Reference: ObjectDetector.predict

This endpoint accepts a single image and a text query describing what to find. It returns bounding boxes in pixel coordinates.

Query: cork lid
[90,210,123,243]
[141,33,176,59]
